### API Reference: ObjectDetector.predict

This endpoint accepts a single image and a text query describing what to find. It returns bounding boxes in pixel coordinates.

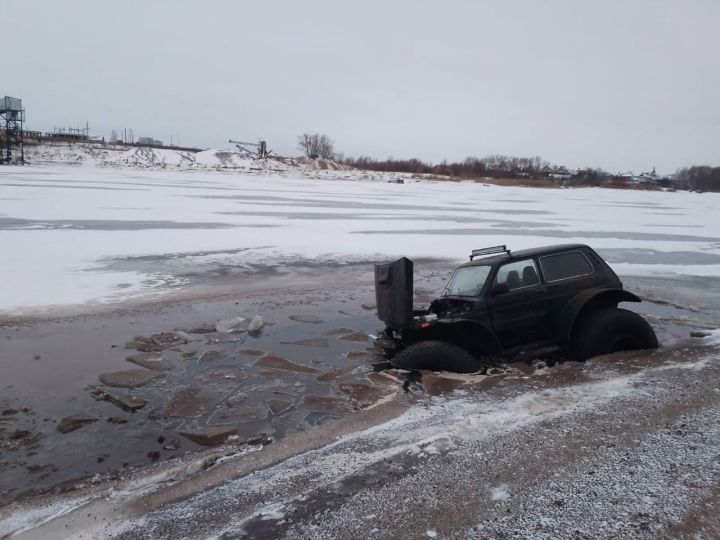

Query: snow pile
[24,143,197,168]
[490,484,511,501]
[22,142,415,182]
[192,149,292,174]
[281,157,353,172]
[24,142,293,173]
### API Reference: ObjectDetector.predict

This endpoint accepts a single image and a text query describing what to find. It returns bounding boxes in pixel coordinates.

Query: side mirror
[490,282,510,297]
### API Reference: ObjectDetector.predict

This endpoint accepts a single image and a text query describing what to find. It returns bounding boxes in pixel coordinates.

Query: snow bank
[21,142,389,180]
[24,143,282,173]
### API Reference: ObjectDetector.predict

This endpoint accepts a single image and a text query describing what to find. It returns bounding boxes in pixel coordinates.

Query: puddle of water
[0,287,397,505]
[625,300,710,342]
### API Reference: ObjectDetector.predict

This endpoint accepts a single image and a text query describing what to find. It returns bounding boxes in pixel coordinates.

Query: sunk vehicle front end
[373,257,488,357]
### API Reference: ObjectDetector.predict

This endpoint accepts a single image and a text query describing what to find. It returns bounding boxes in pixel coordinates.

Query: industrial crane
[228,139,269,158]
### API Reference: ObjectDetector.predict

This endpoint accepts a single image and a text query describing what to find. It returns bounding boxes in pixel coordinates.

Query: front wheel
[571,308,658,361]
[390,340,480,373]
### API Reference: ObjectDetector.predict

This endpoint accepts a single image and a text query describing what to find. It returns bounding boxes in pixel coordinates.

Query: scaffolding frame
[0,96,25,164]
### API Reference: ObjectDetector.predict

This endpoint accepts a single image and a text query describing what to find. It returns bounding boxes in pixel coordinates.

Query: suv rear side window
[495,259,540,291]
[540,251,594,282]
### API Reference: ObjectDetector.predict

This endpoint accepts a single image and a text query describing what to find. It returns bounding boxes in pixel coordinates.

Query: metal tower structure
[228,138,269,158]
[0,96,25,164]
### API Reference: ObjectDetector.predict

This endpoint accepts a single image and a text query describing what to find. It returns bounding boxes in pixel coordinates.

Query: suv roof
[458,243,590,268]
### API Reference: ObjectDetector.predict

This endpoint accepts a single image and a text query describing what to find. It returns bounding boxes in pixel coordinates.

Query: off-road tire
[390,340,480,373]
[572,308,658,361]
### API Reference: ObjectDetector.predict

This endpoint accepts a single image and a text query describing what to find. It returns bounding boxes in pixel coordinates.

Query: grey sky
[4,0,718,173]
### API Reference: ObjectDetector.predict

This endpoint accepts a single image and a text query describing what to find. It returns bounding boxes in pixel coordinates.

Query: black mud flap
[374,257,413,328]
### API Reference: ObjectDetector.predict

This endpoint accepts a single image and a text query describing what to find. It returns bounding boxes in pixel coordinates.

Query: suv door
[538,249,597,330]
[486,258,548,347]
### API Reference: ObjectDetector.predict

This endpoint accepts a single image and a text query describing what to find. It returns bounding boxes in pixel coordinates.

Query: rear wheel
[390,340,480,373]
[572,308,658,361]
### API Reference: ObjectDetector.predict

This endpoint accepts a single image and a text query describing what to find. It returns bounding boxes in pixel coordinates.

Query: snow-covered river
[1,165,719,316]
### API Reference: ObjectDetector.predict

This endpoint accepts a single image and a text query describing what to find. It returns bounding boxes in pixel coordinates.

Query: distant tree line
[571,167,615,186]
[675,166,720,192]
[340,154,578,181]
[339,155,681,188]
[296,132,717,191]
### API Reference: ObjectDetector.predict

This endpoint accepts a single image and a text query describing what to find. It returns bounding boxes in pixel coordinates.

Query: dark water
[0,277,393,505]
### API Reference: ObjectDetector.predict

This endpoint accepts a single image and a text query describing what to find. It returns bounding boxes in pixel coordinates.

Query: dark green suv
[374,244,658,372]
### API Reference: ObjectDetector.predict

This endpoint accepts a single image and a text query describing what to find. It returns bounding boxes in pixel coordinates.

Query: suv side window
[540,251,594,282]
[495,259,540,291]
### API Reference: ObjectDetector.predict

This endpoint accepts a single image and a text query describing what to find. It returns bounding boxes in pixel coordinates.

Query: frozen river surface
[1,165,719,316]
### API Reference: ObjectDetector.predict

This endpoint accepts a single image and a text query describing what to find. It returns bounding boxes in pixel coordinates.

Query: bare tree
[110,129,118,142]
[677,165,720,192]
[298,133,335,159]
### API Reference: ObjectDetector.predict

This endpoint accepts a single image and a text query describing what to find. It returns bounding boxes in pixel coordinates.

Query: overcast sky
[4,0,718,173]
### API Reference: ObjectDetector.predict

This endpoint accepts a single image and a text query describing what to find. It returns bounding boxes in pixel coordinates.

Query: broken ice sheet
[215,317,248,333]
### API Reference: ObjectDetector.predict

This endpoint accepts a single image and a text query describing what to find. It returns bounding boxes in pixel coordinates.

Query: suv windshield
[443,265,492,297]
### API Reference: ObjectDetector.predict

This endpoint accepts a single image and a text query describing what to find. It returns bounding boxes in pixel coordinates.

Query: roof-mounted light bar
[469,245,511,261]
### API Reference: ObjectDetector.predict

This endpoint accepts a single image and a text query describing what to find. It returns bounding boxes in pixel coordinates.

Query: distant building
[631,167,661,184]
[547,167,573,180]
[47,130,88,142]
[138,137,163,146]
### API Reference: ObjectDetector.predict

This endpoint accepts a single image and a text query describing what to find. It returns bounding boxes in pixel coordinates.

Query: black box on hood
[374,257,413,328]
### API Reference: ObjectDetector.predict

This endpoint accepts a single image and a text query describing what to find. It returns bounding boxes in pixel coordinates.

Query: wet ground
[153,342,720,540]
[1,262,718,510]
[4,335,720,539]
[0,263,450,505]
